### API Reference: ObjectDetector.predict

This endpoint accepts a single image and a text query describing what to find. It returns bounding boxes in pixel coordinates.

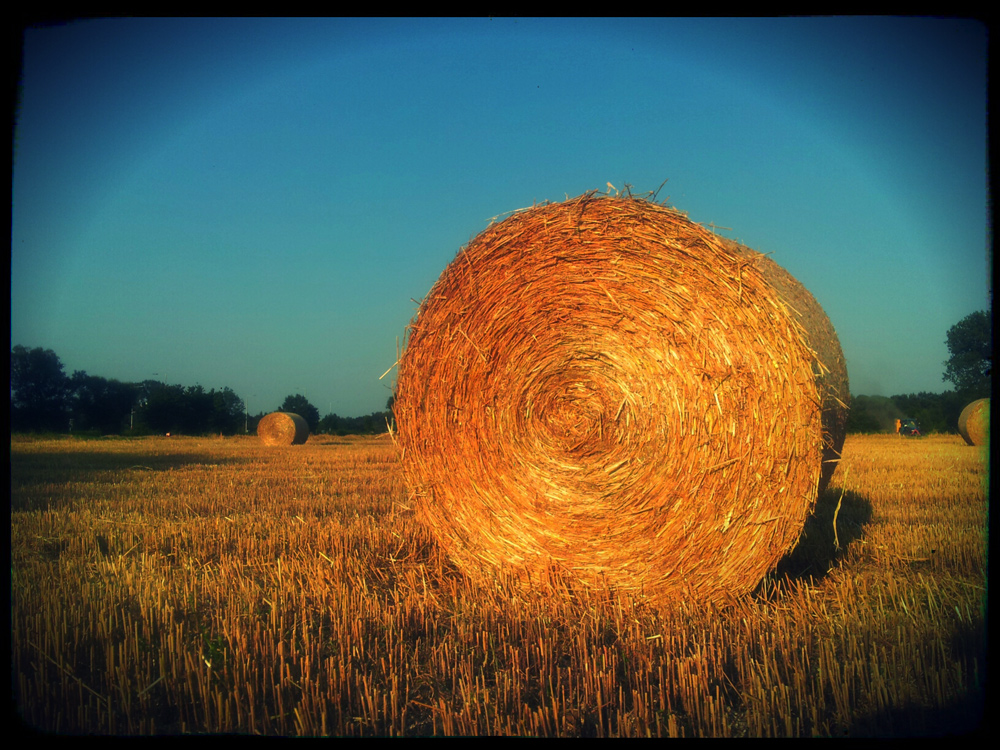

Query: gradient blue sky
[12,17,989,418]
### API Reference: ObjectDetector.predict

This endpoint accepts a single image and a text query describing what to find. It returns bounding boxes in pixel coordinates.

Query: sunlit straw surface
[11,432,986,736]
[258,412,310,446]
[395,193,847,603]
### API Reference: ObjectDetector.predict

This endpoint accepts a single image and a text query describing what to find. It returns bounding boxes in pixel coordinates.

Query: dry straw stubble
[258,411,310,446]
[957,398,989,447]
[395,193,848,605]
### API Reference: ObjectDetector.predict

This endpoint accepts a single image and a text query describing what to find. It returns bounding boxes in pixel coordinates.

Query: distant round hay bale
[958,398,989,446]
[258,412,309,446]
[394,193,846,604]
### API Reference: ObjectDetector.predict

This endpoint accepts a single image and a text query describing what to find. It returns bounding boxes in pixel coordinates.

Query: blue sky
[12,17,989,417]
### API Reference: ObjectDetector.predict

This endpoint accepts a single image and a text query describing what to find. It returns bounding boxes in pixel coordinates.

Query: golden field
[10,433,988,736]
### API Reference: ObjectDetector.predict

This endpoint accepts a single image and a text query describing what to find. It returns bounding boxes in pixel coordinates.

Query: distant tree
[891,392,952,434]
[132,382,246,435]
[246,411,265,435]
[318,408,393,436]
[180,385,215,434]
[210,387,245,435]
[935,389,973,434]
[845,395,903,433]
[847,391,970,435]
[319,413,344,435]
[139,382,186,434]
[385,395,396,431]
[280,394,320,432]
[943,310,991,398]
[10,346,71,432]
[70,372,138,434]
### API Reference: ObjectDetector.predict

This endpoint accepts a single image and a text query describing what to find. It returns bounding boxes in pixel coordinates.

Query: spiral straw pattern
[395,193,847,603]
[258,412,310,446]
[958,398,989,447]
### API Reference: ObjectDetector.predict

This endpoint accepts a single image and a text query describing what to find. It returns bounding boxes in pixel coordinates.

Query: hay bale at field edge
[958,398,990,447]
[394,192,847,605]
[258,412,310,446]
[719,238,850,492]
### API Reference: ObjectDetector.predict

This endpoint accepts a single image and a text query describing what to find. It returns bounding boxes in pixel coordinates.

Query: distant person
[895,418,901,436]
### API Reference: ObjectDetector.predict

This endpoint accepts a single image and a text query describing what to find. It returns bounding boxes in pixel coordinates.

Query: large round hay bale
[719,238,850,491]
[958,398,989,446]
[394,193,847,604]
[258,412,309,446]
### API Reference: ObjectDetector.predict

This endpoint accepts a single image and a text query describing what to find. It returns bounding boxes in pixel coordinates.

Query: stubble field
[11,432,988,736]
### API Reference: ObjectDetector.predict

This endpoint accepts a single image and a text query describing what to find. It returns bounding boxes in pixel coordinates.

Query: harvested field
[394,193,848,605]
[10,433,986,736]
[718,237,849,490]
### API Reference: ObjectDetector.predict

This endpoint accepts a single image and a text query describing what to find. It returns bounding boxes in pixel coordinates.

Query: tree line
[11,310,989,437]
[845,391,983,434]
[845,309,990,434]
[10,346,392,437]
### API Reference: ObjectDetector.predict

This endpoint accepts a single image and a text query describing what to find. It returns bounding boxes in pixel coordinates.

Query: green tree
[180,385,215,434]
[385,395,396,431]
[943,310,991,398]
[10,346,71,432]
[845,395,903,433]
[319,413,345,435]
[891,392,951,434]
[280,394,320,433]
[138,382,186,434]
[210,387,245,435]
[70,372,138,434]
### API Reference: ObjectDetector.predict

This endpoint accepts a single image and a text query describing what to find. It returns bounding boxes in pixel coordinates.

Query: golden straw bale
[958,398,989,446]
[258,412,310,446]
[718,238,850,492]
[394,193,846,604]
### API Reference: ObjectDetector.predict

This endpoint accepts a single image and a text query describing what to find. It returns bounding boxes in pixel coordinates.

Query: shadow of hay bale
[766,488,874,585]
[846,689,986,738]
